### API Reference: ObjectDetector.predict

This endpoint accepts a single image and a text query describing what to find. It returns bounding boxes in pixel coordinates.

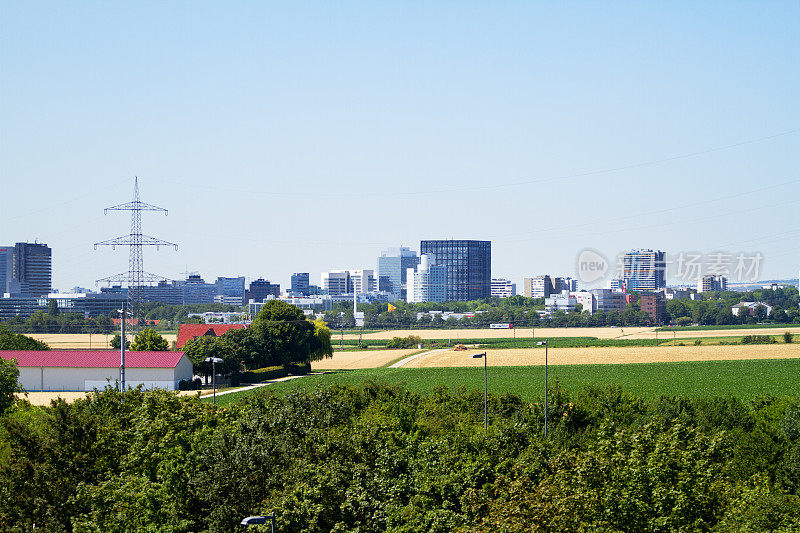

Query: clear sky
[2,2,798,292]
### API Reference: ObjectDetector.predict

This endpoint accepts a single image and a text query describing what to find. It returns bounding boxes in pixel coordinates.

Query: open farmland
[311,349,418,370]
[24,332,178,349]
[400,342,800,368]
[341,326,800,342]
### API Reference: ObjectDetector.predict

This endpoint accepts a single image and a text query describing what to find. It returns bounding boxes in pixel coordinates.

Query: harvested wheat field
[15,391,93,406]
[311,349,418,370]
[626,326,800,340]
[401,343,800,368]
[344,327,655,341]
[26,332,178,349]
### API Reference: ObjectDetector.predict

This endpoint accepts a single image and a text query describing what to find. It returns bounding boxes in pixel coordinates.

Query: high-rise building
[290,273,310,295]
[638,292,666,324]
[622,249,666,292]
[248,278,280,302]
[215,276,246,304]
[491,278,516,298]
[406,254,446,303]
[420,240,491,301]
[523,275,551,298]
[377,247,419,301]
[13,242,52,297]
[697,275,727,293]
[0,246,13,294]
[181,274,218,304]
[321,271,350,295]
[349,269,375,293]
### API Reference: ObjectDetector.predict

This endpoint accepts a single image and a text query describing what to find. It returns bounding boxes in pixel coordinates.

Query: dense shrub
[2,384,800,531]
[742,335,778,344]
[239,365,288,383]
[385,335,423,349]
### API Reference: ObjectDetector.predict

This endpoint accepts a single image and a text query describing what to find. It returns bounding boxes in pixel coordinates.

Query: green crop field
[211,358,800,406]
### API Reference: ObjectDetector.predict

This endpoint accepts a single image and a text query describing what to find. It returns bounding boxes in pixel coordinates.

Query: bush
[785,332,794,344]
[694,339,702,346]
[386,335,423,349]
[742,335,777,345]
[240,366,288,383]
[178,378,201,391]
[285,362,311,375]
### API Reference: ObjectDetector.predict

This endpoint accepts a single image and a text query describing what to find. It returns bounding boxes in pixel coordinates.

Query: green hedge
[240,366,288,383]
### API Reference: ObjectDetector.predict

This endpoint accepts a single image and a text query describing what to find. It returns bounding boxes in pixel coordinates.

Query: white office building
[407,254,446,303]
[491,278,516,298]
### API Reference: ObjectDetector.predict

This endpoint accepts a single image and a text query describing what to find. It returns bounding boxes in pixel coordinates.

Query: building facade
[590,288,626,313]
[622,249,666,292]
[406,254,446,303]
[377,247,419,301]
[248,278,280,302]
[0,246,13,295]
[697,275,728,293]
[215,276,246,304]
[523,275,551,299]
[13,242,52,297]
[638,292,666,324]
[491,278,516,298]
[290,272,310,295]
[420,240,491,301]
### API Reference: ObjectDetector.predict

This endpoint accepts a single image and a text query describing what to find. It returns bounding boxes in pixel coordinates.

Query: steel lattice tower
[95,177,177,322]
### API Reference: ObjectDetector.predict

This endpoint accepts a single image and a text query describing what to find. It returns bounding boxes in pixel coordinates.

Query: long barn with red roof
[176,323,247,348]
[1,350,193,392]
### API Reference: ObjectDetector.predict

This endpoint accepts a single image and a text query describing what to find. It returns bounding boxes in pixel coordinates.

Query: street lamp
[471,352,488,430]
[241,513,275,532]
[537,340,548,438]
[204,357,224,405]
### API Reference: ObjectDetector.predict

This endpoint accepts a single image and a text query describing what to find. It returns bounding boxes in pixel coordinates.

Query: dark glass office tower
[13,242,52,297]
[420,240,491,301]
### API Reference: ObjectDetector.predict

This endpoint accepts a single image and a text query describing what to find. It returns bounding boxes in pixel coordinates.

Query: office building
[606,278,626,292]
[523,275,551,299]
[697,275,727,293]
[0,246,15,295]
[638,292,666,324]
[377,247,419,301]
[590,289,626,313]
[321,271,350,295]
[349,269,376,293]
[544,292,578,314]
[290,273,310,295]
[420,240,491,301]
[491,278,516,298]
[215,276,246,305]
[622,249,666,292]
[407,254,446,303]
[551,276,578,293]
[180,275,218,305]
[248,278,280,302]
[13,242,52,297]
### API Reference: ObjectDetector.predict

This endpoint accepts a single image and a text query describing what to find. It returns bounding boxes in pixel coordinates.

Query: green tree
[110,333,131,350]
[130,328,169,351]
[183,336,238,381]
[0,327,49,350]
[251,300,316,366]
[46,299,59,317]
[0,357,23,415]
[309,319,333,361]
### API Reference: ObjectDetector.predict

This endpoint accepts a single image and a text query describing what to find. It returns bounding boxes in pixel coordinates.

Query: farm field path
[404,343,800,368]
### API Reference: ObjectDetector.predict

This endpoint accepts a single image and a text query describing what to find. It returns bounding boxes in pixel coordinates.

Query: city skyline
[2,3,798,290]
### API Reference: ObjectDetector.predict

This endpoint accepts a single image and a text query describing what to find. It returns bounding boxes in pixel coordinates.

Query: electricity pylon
[95,177,177,323]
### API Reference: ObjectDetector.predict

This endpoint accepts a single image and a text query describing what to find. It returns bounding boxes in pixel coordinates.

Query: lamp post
[204,357,224,405]
[241,513,275,532]
[537,340,548,438]
[118,305,127,390]
[472,352,488,430]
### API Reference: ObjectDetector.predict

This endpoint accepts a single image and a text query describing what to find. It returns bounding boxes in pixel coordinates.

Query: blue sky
[2,2,798,291]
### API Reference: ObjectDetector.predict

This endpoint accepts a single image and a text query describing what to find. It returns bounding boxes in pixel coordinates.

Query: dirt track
[400,343,800,368]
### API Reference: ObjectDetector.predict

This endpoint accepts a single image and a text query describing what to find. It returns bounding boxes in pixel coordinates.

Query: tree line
[1,381,799,531]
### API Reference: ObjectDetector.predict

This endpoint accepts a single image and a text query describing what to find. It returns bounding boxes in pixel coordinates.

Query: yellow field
[25,333,178,349]
[341,326,800,341]
[400,343,800,368]
[311,349,417,370]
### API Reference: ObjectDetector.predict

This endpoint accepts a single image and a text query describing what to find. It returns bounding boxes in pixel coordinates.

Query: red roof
[176,324,247,348]
[0,350,186,368]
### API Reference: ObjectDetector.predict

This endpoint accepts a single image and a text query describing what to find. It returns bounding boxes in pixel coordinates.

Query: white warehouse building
[1,350,194,392]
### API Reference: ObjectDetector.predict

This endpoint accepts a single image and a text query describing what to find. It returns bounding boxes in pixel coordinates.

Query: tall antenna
[95,177,178,322]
